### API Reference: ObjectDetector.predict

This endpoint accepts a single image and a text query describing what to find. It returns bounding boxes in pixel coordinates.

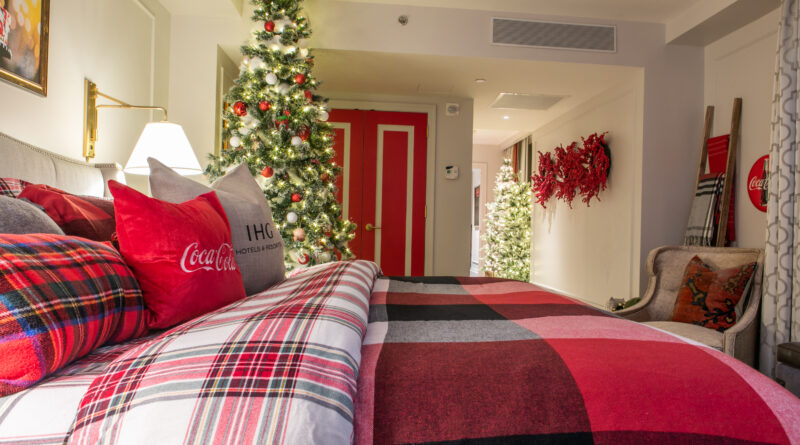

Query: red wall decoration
[747,154,769,213]
[532,132,610,208]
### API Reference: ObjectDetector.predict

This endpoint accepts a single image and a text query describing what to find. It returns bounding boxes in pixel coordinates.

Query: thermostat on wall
[445,165,459,179]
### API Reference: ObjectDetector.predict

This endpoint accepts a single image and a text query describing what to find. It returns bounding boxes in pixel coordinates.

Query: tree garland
[531,132,610,208]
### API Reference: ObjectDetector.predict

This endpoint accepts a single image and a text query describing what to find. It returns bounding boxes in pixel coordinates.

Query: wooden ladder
[690,98,742,247]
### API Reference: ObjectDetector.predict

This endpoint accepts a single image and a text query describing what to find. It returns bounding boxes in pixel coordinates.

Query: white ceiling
[314,50,640,146]
[337,0,703,24]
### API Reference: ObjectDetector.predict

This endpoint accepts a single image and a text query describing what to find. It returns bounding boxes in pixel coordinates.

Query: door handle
[365,223,381,231]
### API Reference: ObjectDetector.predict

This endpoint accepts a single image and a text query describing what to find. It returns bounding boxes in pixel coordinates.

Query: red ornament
[264,21,275,32]
[291,193,302,202]
[259,101,271,111]
[304,90,313,102]
[261,166,274,178]
[283,109,291,117]
[298,253,310,265]
[294,73,306,85]
[320,172,330,182]
[300,128,310,141]
[233,101,247,117]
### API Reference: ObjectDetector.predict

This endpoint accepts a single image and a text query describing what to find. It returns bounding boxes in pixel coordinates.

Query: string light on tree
[205,0,356,270]
[482,159,532,282]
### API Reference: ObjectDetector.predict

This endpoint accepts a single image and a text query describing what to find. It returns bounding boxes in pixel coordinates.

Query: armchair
[616,245,764,367]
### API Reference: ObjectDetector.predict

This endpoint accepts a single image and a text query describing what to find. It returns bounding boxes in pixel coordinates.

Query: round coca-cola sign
[747,154,769,212]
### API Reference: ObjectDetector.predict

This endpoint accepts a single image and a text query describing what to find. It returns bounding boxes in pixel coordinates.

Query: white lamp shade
[124,122,202,176]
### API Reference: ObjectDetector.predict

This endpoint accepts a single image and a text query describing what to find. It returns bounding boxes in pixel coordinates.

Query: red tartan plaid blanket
[355,276,800,445]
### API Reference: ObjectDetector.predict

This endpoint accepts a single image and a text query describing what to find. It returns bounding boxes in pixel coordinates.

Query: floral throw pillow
[672,255,756,332]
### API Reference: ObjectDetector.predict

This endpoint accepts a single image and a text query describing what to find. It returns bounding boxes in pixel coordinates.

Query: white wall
[167,14,244,180]
[530,73,644,306]
[0,0,170,192]
[704,9,778,249]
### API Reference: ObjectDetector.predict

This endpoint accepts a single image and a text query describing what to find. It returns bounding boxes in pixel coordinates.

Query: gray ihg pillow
[148,158,285,295]
[0,196,65,235]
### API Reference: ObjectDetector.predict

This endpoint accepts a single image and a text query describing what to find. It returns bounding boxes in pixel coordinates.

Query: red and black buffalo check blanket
[355,276,800,445]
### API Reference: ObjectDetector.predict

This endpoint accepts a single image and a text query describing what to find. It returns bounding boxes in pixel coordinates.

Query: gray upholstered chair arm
[614,247,663,321]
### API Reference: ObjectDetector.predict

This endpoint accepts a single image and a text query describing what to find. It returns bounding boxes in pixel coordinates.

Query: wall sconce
[82,78,202,176]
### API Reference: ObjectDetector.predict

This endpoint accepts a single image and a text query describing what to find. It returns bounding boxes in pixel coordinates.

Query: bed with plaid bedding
[2,265,800,444]
[355,276,800,445]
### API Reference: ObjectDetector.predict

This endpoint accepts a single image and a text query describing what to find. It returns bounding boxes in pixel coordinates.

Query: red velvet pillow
[109,180,246,329]
[672,256,756,332]
[18,184,115,241]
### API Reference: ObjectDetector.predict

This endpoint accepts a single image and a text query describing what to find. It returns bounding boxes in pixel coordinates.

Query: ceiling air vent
[492,18,616,52]
[491,93,566,111]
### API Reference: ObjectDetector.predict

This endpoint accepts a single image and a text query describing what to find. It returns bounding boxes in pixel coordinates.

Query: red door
[329,109,427,276]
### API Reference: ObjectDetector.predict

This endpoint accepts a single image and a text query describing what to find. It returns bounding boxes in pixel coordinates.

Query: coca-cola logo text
[180,242,237,273]
[748,176,768,191]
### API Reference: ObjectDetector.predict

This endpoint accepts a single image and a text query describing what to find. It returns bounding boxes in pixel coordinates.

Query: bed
[0,132,798,444]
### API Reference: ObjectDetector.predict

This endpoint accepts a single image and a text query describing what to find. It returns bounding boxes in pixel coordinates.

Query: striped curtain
[761,0,800,376]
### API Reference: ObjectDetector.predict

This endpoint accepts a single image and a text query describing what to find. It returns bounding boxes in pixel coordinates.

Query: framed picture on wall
[0,0,49,96]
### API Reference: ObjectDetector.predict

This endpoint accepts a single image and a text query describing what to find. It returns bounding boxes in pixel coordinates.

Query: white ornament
[291,136,303,146]
[278,83,290,95]
[249,57,266,71]
[299,48,309,58]
[229,136,241,148]
[238,126,252,136]
[316,251,332,263]
[287,212,298,223]
[318,110,329,122]
[275,18,292,33]
[266,72,278,85]
[242,113,258,129]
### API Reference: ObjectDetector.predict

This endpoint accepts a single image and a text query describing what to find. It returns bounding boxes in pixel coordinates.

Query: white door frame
[472,162,488,274]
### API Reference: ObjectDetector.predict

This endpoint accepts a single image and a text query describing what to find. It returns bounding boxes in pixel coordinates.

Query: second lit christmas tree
[483,159,532,282]
[206,0,356,270]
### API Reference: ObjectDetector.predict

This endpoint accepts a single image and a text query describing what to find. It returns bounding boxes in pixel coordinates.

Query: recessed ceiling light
[503,115,510,120]
[475,78,487,84]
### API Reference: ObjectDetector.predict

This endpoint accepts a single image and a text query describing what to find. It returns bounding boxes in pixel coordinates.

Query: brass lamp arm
[96,104,168,121]
[83,78,169,162]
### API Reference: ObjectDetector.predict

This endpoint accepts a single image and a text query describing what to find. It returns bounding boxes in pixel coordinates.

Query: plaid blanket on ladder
[684,172,724,246]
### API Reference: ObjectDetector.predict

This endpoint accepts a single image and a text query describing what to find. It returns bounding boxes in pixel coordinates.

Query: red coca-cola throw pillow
[108,181,246,329]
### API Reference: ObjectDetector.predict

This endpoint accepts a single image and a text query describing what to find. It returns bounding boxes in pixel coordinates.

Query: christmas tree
[205,0,356,270]
[483,159,532,282]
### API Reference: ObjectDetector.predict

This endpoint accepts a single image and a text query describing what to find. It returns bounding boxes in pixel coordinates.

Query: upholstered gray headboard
[0,132,124,197]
